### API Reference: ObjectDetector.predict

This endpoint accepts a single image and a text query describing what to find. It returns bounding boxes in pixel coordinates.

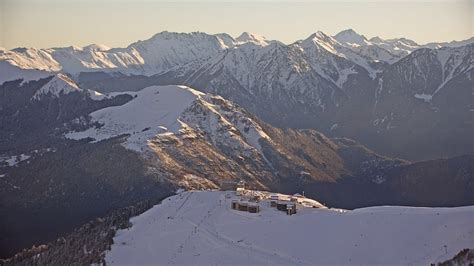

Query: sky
[0,0,472,49]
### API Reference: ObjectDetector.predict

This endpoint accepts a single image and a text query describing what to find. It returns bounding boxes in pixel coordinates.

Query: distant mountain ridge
[1,30,473,161]
[0,31,271,80]
[1,29,472,80]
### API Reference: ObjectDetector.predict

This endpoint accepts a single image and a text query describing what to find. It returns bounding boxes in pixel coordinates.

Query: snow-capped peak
[32,73,80,100]
[31,73,107,101]
[367,36,420,57]
[2,30,473,85]
[303,31,342,55]
[138,31,233,50]
[236,32,269,46]
[334,29,371,47]
[83,44,110,51]
[424,37,474,49]
[308,31,332,41]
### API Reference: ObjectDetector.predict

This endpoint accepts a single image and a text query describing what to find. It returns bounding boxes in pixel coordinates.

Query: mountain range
[0,29,473,259]
[3,29,471,160]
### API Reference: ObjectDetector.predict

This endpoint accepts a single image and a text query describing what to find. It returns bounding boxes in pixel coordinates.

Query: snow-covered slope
[0,31,272,81]
[3,30,472,82]
[66,85,271,153]
[335,29,474,64]
[374,44,473,108]
[235,32,270,46]
[425,37,474,49]
[368,36,420,57]
[334,29,371,47]
[29,73,107,101]
[67,85,203,151]
[106,190,474,265]
[296,31,376,81]
[3,30,473,162]
[1,29,472,88]
[32,73,80,100]
[0,60,51,85]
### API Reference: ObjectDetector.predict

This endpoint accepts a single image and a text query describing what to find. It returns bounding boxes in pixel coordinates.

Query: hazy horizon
[0,0,473,49]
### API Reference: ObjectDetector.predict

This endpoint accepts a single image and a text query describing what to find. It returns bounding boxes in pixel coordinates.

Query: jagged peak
[307,31,331,40]
[301,31,342,54]
[236,32,268,46]
[333,29,370,46]
[304,31,339,45]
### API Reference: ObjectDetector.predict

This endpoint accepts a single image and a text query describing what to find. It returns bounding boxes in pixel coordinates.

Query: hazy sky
[0,0,472,49]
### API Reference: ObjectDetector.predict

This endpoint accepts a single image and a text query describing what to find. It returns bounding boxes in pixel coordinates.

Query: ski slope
[105,191,474,265]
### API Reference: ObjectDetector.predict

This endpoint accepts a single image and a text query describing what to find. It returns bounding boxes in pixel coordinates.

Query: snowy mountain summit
[334,29,371,46]
[106,190,474,265]
[236,32,270,46]
[66,85,270,153]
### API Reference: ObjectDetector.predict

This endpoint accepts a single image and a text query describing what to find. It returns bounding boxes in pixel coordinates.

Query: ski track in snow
[106,191,474,265]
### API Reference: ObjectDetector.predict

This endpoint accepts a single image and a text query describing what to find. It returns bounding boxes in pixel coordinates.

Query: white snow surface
[32,73,80,100]
[29,73,107,101]
[0,60,50,85]
[2,30,472,90]
[106,191,474,265]
[235,32,270,46]
[66,85,203,151]
[66,85,271,153]
[333,29,371,47]
[87,89,107,101]
[0,31,269,78]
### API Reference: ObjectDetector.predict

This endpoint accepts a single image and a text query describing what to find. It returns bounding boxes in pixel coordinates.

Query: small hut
[286,203,296,215]
[238,201,248,211]
[270,194,279,207]
[276,201,297,215]
[276,201,288,212]
[248,202,260,213]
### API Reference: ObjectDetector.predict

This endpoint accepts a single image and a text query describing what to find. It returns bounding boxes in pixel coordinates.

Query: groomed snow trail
[106,191,474,265]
